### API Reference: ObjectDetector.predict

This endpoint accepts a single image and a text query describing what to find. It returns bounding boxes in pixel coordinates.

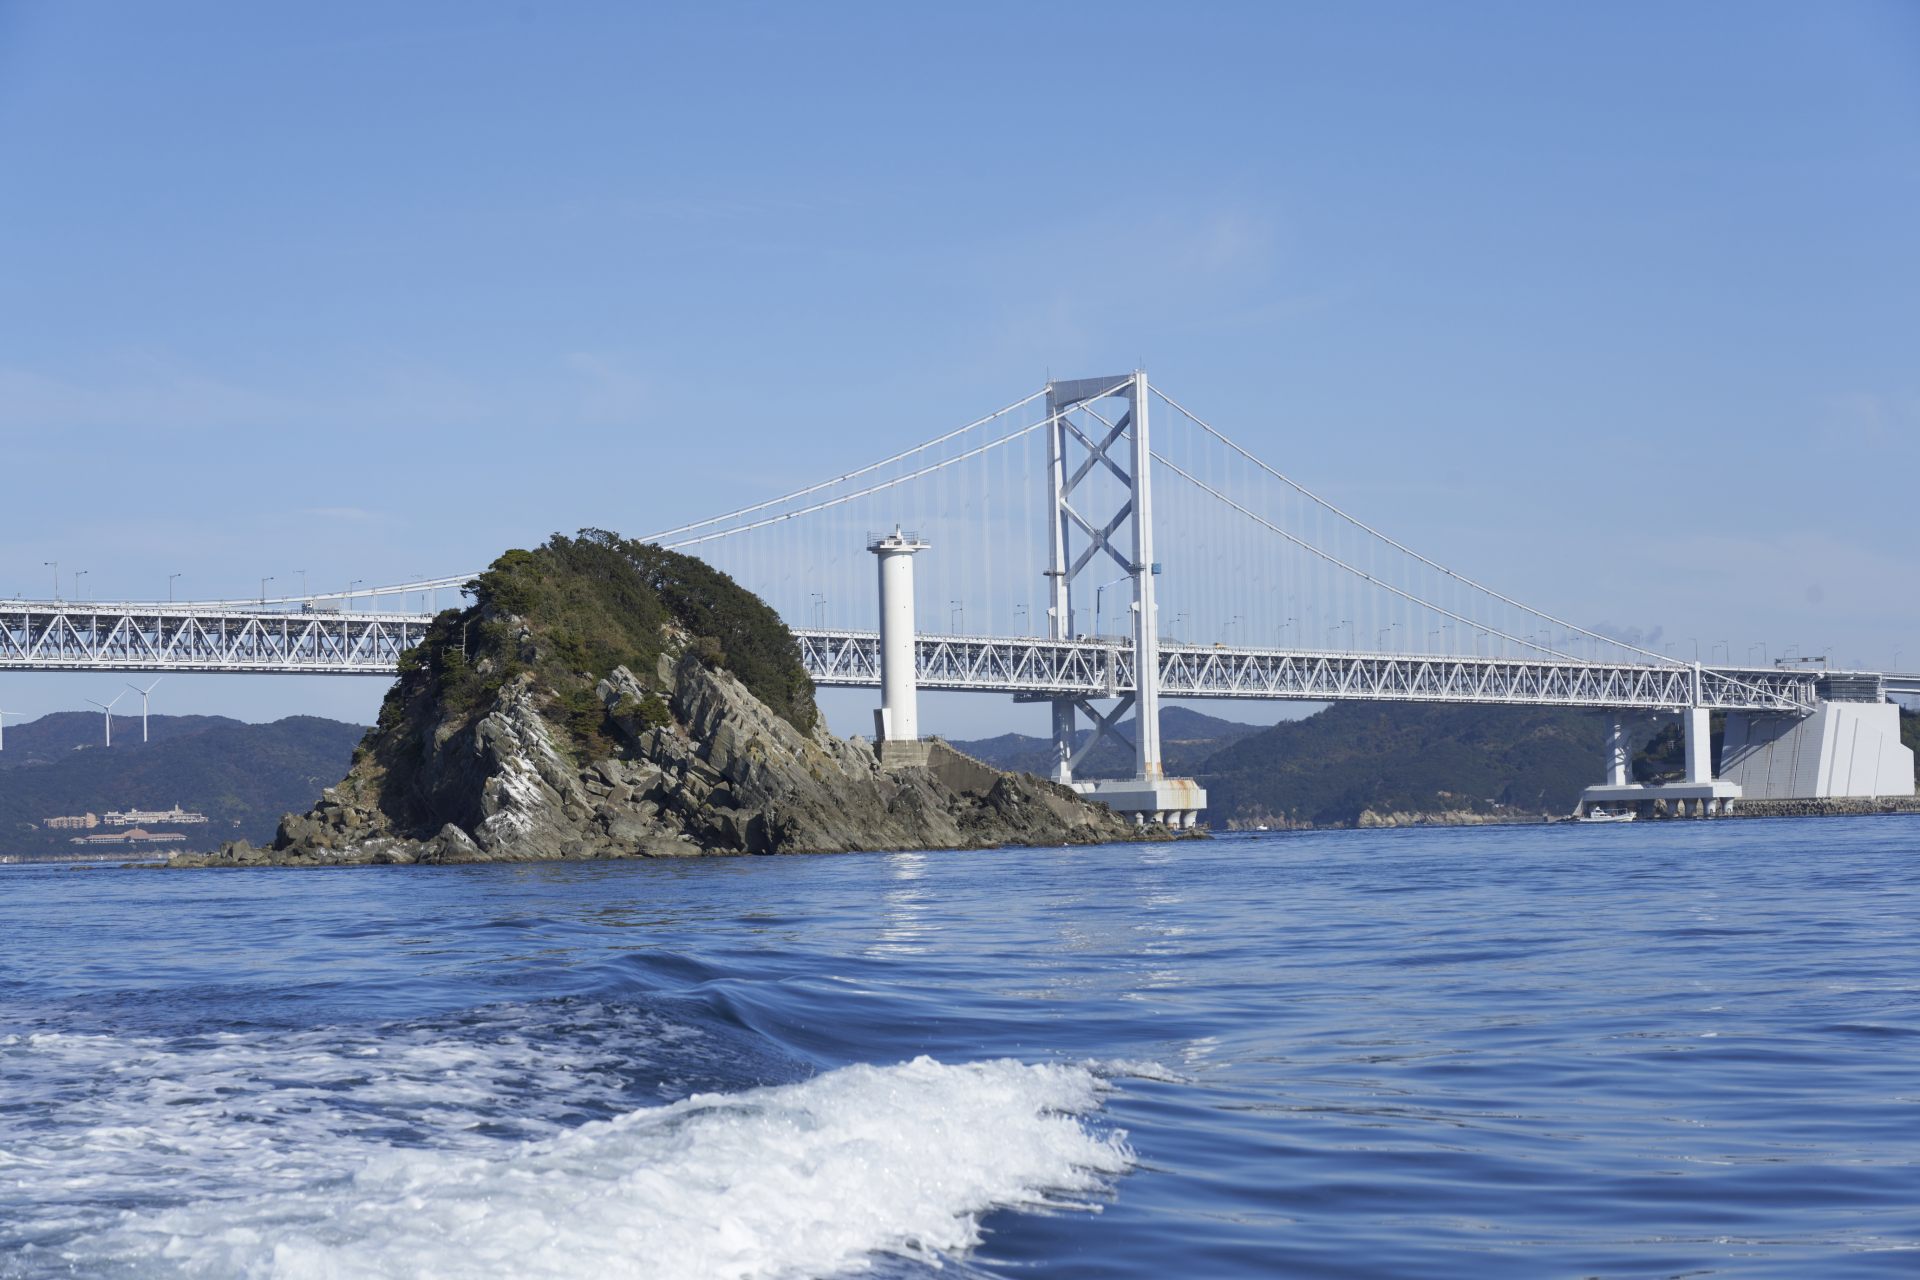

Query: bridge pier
[1606,718,1630,787]
[1049,699,1076,786]
[1578,697,1741,819]
[1683,705,1712,785]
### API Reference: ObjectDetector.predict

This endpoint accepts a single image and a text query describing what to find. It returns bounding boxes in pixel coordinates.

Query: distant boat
[1254,823,1270,832]
[1576,808,1635,824]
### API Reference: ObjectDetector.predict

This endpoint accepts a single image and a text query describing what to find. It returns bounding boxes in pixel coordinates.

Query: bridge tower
[1040,371,1204,826]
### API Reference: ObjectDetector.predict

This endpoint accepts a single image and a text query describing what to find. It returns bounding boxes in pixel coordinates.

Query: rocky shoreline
[1224,809,1550,831]
[172,654,1153,868]
[1219,796,1920,833]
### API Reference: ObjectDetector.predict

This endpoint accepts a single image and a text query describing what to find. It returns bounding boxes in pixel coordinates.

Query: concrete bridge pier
[1577,696,1742,819]
[1606,718,1631,787]
[1049,699,1076,786]
[1683,704,1712,785]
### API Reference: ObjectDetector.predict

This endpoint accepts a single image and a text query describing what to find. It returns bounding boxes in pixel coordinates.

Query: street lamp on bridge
[43,561,57,600]
[1093,575,1129,640]
[168,573,181,603]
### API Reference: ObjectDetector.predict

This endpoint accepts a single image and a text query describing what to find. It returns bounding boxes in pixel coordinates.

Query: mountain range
[956,702,1920,827]
[953,702,1608,826]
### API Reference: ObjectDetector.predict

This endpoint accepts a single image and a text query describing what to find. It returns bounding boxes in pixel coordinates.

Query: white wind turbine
[126,677,163,743]
[0,707,25,752]
[86,691,126,747]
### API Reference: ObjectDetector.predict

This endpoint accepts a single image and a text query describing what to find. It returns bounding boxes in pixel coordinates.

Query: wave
[1,1011,1132,1279]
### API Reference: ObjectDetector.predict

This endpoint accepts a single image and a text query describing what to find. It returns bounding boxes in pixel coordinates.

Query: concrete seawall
[1726,797,1920,820]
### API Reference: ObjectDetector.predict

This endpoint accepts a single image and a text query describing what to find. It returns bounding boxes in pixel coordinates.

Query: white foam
[1092,1058,1188,1084]
[4,1023,1130,1279]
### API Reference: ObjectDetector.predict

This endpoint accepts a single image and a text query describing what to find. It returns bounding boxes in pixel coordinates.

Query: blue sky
[1,2,1916,734]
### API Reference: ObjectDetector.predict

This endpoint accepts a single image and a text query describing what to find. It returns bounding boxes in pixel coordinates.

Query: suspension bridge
[4,372,1913,820]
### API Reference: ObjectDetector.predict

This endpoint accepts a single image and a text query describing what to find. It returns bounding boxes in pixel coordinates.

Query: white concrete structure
[1683,705,1713,783]
[867,528,929,747]
[1606,719,1630,786]
[1721,701,1916,799]
[1076,776,1207,829]
[1580,695,1915,817]
[1581,688,1746,818]
[1578,780,1742,818]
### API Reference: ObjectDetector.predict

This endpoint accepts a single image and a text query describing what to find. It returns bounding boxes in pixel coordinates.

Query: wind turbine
[85,691,126,747]
[0,707,25,752]
[126,677,163,743]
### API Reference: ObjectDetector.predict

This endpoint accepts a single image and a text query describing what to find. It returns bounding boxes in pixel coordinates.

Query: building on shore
[43,813,100,830]
[68,827,188,846]
[103,805,208,826]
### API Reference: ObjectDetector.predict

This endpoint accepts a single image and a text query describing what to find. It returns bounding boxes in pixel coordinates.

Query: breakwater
[1728,795,1920,820]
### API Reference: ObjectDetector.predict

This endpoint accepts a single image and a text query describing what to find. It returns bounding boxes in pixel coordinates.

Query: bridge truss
[0,602,431,676]
[795,631,1819,713]
[0,601,1821,713]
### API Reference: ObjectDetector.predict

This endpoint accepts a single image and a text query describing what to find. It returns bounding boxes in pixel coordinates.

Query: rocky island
[174,530,1143,867]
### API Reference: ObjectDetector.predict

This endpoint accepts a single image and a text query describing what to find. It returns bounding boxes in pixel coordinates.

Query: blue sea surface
[2,817,1917,1277]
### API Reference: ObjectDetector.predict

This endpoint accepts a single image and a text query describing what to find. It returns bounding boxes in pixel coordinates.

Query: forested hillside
[1191,702,1610,826]
[954,706,1263,779]
[961,701,1707,827]
[0,713,365,853]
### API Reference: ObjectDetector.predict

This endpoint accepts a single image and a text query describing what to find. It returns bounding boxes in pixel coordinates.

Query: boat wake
[0,1008,1132,1279]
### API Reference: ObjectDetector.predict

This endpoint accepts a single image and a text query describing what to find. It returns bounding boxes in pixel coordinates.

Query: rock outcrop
[173,531,1146,867]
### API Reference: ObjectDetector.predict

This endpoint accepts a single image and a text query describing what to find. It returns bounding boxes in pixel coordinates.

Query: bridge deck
[0,602,431,676]
[795,630,1819,713]
[0,603,1829,713]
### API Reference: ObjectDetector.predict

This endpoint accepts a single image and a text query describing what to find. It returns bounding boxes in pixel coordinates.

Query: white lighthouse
[868,527,930,763]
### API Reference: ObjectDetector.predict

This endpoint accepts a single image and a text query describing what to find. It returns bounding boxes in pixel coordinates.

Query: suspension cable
[1153,449,1581,661]
[659,415,1055,549]
[1149,382,1683,669]
[1153,442,1794,704]
[639,387,1047,543]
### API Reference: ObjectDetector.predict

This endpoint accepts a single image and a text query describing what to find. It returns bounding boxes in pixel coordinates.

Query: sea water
[2,817,1916,1278]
